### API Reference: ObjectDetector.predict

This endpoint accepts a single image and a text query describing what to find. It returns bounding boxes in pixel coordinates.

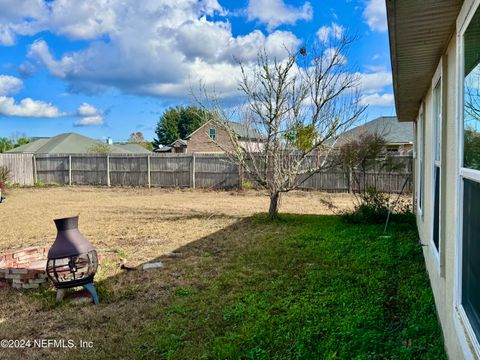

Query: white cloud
[247,0,313,30]
[75,102,104,126]
[357,71,392,94]
[363,0,387,32]
[0,0,49,45]
[360,93,394,107]
[19,1,302,100]
[77,102,99,117]
[316,22,344,44]
[0,25,15,45]
[0,75,22,95]
[74,115,104,126]
[324,47,347,66]
[0,96,63,117]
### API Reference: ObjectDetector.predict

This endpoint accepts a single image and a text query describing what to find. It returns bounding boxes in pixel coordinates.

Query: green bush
[344,187,412,224]
[242,180,254,191]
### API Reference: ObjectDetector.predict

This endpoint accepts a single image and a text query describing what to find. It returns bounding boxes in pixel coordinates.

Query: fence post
[147,155,151,188]
[68,155,72,186]
[191,153,196,189]
[238,164,243,189]
[106,155,110,187]
[348,169,352,193]
[33,155,37,184]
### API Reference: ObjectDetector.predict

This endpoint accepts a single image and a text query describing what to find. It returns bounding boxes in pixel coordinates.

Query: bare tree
[200,35,367,218]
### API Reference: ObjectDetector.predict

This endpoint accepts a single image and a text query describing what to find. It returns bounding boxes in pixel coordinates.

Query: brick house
[170,120,264,154]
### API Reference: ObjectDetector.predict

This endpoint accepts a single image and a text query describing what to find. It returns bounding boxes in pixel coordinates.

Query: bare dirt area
[0,187,354,264]
[0,187,355,359]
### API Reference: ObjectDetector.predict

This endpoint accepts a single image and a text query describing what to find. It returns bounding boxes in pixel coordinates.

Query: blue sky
[0,0,394,142]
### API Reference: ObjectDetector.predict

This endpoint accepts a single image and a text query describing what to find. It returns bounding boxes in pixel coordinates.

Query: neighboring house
[332,116,414,155]
[156,120,263,154]
[7,133,151,154]
[387,1,480,359]
[114,143,152,154]
[170,139,188,154]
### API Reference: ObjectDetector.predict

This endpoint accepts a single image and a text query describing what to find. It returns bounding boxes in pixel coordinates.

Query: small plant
[0,165,10,184]
[242,180,254,191]
[0,166,10,198]
[34,179,45,187]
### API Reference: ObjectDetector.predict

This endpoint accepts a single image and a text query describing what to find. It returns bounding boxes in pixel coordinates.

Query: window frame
[430,62,442,268]
[209,127,216,140]
[455,1,480,357]
[417,104,425,217]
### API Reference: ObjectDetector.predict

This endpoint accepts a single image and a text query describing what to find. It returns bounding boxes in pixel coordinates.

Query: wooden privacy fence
[31,153,241,189]
[0,153,413,193]
[0,153,34,186]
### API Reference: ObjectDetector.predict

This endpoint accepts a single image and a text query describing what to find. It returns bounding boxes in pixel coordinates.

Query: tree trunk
[268,191,281,219]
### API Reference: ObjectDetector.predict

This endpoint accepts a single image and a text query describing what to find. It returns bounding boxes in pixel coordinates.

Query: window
[418,108,425,214]
[209,128,216,140]
[432,79,442,252]
[460,4,480,345]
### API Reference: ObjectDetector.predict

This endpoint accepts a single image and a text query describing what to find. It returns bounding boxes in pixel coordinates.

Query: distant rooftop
[7,133,152,154]
[333,116,414,147]
[186,120,263,141]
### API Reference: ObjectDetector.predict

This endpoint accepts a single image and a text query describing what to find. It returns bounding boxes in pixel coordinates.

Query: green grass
[127,214,445,360]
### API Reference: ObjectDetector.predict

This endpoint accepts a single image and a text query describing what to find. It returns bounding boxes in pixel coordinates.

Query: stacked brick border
[0,246,49,289]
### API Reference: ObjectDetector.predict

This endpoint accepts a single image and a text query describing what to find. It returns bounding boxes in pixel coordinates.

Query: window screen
[464,8,480,170]
[462,178,480,340]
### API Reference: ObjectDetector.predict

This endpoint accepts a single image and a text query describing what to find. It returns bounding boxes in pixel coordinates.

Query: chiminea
[46,216,99,304]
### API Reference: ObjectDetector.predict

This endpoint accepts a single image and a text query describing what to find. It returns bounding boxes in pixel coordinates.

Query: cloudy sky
[0,0,393,142]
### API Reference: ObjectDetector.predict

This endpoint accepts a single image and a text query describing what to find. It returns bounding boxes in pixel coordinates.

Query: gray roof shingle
[332,116,414,146]
[8,133,152,154]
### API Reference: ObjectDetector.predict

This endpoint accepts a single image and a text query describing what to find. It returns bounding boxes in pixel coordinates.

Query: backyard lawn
[0,188,444,359]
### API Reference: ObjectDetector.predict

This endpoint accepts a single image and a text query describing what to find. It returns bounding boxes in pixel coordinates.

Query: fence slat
[0,153,413,193]
[0,154,34,186]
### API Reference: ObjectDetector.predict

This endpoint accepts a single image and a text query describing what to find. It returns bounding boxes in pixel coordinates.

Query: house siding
[186,122,234,153]
[415,27,478,359]
[185,121,263,153]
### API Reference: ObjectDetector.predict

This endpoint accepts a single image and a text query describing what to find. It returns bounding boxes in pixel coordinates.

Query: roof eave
[386,0,463,122]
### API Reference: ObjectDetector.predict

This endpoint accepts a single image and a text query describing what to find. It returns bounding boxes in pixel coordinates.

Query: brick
[29,278,47,284]
[4,273,22,280]
[10,268,28,274]
[11,283,22,289]
[22,283,39,289]
[0,268,10,274]
[26,269,44,276]
[18,273,37,280]
[28,260,47,269]
[13,247,40,258]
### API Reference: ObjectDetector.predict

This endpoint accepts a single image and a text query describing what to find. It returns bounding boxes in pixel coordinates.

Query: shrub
[344,187,412,224]
[0,166,10,185]
[242,180,254,191]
